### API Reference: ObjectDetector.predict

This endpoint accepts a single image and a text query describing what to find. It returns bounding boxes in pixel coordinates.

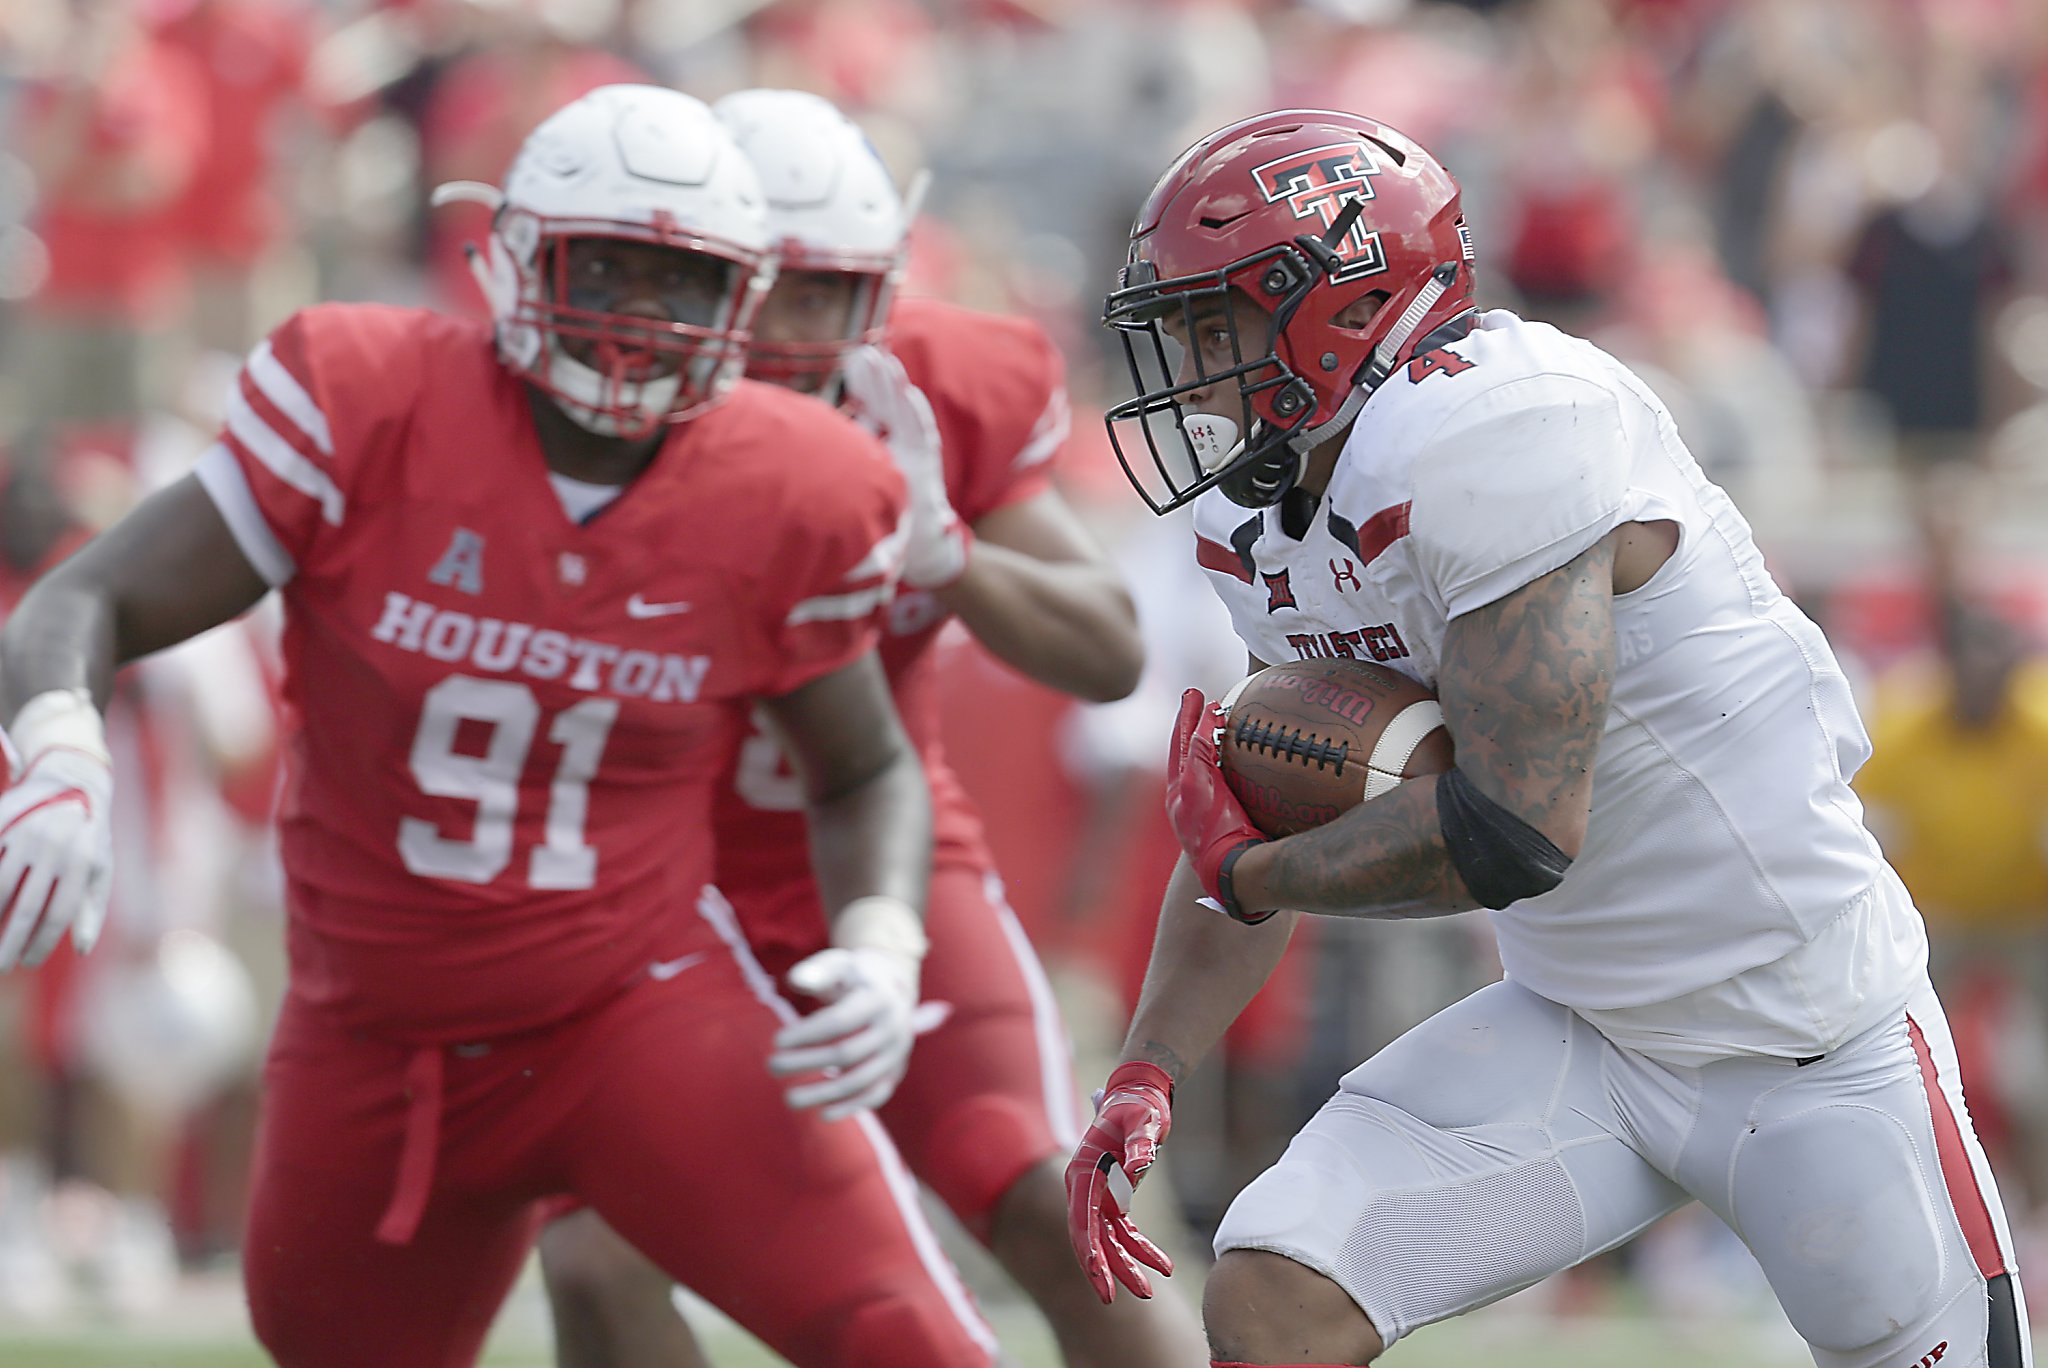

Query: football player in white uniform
[1064,109,2030,1368]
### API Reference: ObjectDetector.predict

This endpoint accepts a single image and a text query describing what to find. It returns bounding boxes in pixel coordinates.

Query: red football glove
[1165,688,1270,924]
[1065,1060,1176,1303]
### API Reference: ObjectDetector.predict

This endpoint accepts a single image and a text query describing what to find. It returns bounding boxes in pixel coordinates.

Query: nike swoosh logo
[648,952,708,981]
[627,595,691,619]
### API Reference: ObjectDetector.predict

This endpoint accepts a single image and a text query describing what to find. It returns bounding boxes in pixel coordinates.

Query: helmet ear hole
[1333,291,1389,332]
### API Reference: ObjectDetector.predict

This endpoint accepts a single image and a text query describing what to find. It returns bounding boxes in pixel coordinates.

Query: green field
[0,1263,2024,1367]
[0,1305,1849,1368]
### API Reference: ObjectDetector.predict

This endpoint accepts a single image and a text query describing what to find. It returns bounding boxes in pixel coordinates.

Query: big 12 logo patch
[1251,142,1388,281]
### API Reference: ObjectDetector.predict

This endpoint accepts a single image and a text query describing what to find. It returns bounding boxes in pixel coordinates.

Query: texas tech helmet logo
[1251,142,1389,282]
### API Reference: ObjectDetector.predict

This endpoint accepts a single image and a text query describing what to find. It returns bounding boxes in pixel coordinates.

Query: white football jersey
[1192,310,1926,1064]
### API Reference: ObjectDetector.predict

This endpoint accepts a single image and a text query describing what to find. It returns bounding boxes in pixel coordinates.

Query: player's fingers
[875,346,913,392]
[784,1061,891,1116]
[1108,1212,1175,1278]
[838,348,896,430]
[71,857,111,957]
[769,1015,893,1078]
[782,947,855,999]
[770,986,886,1054]
[840,344,882,389]
[0,846,39,971]
[1197,702,1228,760]
[903,376,938,430]
[3,856,58,972]
[1169,689,1208,774]
[818,1063,909,1121]
[783,1036,905,1112]
[850,343,912,402]
[24,821,96,967]
[1097,1214,1155,1299]
[20,843,84,968]
[1066,1164,1118,1304]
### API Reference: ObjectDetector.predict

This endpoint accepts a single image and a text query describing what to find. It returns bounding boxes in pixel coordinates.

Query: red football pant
[244,942,994,1367]
[741,863,1083,1242]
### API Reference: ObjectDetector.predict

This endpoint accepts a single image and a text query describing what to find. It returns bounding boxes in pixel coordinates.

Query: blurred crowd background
[2,0,2048,1355]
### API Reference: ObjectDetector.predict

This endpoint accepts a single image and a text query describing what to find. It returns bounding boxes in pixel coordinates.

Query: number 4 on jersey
[1406,348,1475,384]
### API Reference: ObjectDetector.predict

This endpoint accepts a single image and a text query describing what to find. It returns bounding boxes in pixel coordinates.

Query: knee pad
[1732,1104,1949,1357]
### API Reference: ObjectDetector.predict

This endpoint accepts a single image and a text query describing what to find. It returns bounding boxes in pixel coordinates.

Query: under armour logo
[427,528,486,596]
[559,553,587,586]
[1263,571,1296,614]
[1330,558,1362,592]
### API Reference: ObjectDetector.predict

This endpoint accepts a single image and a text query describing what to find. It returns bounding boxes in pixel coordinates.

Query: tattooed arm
[1113,527,1623,1080]
[1228,532,1620,920]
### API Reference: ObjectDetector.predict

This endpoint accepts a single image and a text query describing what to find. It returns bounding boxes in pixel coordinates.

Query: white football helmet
[434,84,774,437]
[712,89,920,387]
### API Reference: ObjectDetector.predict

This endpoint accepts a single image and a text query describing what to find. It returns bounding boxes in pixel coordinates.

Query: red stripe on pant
[1906,1013,2007,1279]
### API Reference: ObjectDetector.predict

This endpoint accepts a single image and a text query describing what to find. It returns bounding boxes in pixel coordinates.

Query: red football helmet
[1104,110,1476,512]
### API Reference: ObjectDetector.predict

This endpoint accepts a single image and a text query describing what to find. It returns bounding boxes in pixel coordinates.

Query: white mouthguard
[1182,412,1243,474]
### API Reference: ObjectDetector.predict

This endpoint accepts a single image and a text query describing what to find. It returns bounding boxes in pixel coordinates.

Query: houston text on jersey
[371,591,712,702]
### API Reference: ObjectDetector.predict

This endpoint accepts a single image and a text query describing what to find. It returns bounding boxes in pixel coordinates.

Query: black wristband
[1215,840,1275,925]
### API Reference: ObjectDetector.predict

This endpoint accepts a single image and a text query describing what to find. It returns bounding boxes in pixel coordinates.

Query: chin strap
[1359,261,1462,392]
[1286,382,1371,458]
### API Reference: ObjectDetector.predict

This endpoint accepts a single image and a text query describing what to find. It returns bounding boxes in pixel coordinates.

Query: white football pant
[1216,975,2029,1368]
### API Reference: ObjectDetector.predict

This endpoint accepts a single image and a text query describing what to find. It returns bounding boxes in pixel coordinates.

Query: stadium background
[3,0,2048,1362]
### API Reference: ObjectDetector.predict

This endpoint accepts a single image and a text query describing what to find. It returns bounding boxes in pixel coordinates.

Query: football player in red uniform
[534,91,1208,1368]
[0,85,998,1368]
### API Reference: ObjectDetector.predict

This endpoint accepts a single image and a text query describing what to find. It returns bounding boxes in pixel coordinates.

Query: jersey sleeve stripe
[1357,500,1413,566]
[1012,385,1071,472]
[840,510,912,582]
[248,338,335,456]
[195,443,298,586]
[1196,534,1255,584]
[225,382,347,526]
[785,582,894,625]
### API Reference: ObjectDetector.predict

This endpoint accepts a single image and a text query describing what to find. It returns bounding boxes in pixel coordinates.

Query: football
[1218,658,1453,837]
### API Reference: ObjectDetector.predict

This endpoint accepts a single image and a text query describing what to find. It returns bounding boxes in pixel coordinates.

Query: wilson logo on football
[1251,142,1388,281]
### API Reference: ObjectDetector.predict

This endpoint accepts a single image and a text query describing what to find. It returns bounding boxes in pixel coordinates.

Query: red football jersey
[713,298,1069,949]
[196,303,906,1041]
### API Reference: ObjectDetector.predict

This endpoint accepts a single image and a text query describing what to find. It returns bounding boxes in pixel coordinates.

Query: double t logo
[1251,143,1389,281]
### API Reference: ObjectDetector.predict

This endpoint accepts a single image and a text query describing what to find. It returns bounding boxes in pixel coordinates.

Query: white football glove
[768,895,929,1121]
[840,345,968,590]
[0,689,114,972]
